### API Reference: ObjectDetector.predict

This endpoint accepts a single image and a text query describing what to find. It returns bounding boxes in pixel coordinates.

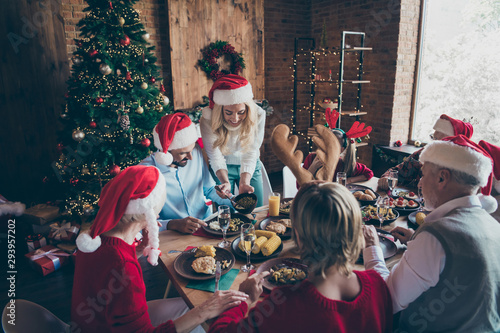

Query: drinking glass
[417,187,425,211]
[217,205,231,248]
[240,223,256,272]
[376,196,390,228]
[269,192,281,217]
[336,172,347,186]
[387,171,398,196]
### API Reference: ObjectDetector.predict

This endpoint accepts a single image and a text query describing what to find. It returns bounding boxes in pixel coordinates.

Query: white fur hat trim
[213,82,253,106]
[169,123,198,150]
[420,140,492,187]
[433,118,455,137]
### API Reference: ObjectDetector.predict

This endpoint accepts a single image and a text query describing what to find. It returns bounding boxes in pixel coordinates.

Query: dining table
[157,177,415,310]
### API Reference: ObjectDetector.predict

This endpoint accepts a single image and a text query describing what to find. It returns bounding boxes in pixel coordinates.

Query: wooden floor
[0,171,283,324]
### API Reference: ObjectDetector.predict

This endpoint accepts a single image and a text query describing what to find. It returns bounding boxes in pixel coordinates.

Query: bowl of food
[232,192,258,214]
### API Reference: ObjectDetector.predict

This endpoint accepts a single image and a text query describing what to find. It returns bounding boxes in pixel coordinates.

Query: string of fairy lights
[290,47,366,149]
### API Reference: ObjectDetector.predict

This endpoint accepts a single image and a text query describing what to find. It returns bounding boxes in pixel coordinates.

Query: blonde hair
[210,101,258,155]
[291,182,364,278]
[332,129,357,177]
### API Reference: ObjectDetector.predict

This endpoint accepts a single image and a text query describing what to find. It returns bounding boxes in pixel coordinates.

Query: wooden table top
[157,178,409,309]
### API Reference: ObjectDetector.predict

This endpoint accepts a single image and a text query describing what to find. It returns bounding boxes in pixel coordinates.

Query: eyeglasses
[429,134,435,140]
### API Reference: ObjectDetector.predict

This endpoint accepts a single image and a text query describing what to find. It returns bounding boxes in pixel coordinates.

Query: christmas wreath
[198,40,246,81]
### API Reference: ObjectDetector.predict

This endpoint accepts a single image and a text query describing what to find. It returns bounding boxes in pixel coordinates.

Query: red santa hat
[208,74,253,109]
[420,135,497,212]
[76,165,166,266]
[152,113,199,165]
[433,114,473,139]
[478,140,500,194]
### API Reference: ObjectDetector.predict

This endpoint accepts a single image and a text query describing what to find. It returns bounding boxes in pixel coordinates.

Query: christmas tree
[52,0,172,217]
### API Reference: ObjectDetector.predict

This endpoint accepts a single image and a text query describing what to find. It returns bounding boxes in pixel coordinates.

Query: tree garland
[198,40,246,81]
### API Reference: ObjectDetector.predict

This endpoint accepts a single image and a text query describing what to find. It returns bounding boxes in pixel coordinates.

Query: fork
[214,261,221,292]
[167,248,197,254]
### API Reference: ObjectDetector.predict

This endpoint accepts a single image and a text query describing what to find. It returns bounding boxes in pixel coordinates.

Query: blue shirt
[140,144,231,230]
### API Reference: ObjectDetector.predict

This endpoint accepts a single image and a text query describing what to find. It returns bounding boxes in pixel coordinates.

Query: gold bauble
[118,17,125,26]
[135,106,144,114]
[72,130,85,142]
[141,82,148,90]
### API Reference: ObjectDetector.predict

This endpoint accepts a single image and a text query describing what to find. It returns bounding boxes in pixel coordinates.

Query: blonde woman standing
[200,75,266,206]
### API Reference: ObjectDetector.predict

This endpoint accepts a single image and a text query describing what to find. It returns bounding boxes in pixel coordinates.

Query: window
[412,0,500,145]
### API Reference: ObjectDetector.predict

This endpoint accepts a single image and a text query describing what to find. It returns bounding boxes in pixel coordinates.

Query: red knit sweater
[71,236,176,333]
[208,270,392,333]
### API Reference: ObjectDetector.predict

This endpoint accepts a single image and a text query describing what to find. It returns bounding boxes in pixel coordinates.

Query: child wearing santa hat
[378,114,474,191]
[200,74,266,206]
[72,165,247,332]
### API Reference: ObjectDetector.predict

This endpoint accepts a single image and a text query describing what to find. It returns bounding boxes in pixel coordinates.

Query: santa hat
[478,140,500,194]
[76,165,166,266]
[208,74,253,109]
[152,113,198,165]
[420,135,497,212]
[433,114,473,139]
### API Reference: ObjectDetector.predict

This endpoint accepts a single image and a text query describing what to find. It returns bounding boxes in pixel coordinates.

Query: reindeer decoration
[271,108,372,187]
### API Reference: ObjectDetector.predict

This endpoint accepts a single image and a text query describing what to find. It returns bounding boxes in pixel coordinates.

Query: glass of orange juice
[269,192,281,216]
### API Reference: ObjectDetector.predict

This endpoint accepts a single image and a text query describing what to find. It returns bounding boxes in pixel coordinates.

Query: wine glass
[387,171,398,196]
[376,196,390,228]
[336,172,347,186]
[417,187,425,211]
[240,223,256,272]
[217,205,231,248]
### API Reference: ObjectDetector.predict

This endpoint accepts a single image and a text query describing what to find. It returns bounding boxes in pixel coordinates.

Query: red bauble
[120,35,130,46]
[89,121,97,128]
[159,83,165,93]
[96,97,104,104]
[89,49,98,57]
[149,77,156,83]
[394,140,403,147]
[126,71,132,80]
[57,143,64,152]
[109,165,121,176]
[70,177,79,186]
[141,138,151,147]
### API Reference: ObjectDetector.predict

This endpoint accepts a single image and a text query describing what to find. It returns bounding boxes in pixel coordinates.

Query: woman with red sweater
[72,165,248,333]
[208,182,392,332]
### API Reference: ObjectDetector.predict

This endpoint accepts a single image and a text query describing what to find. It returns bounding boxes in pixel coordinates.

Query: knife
[203,212,218,223]
[214,261,221,292]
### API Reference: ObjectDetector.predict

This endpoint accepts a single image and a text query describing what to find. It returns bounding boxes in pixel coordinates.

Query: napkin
[193,228,223,239]
[186,268,240,292]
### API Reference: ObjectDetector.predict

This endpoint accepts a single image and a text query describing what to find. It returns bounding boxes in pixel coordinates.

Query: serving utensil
[214,261,221,292]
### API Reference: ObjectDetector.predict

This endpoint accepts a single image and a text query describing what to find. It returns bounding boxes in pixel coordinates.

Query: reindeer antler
[311,125,341,181]
[325,108,340,129]
[271,124,314,186]
[345,121,372,139]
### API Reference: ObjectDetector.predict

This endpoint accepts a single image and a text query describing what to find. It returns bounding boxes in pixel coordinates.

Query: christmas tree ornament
[156,105,163,112]
[70,177,79,186]
[77,40,83,47]
[89,121,97,128]
[116,69,121,76]
[120,35,131,46]
[99,63,112,75]
[143,33,150,41]
[72,130,85,142]
[414,140,422,147]
[109,165,121,176]
[135,106,144,114]
[141,82,148,90]
[95,58,102,63]
[83,204,95,215]
[96,97,104,104]
[57,143,64,152]
[72,56,82,65]
[149,76,156,83]
[141,138,151,147]
[159,83,165,93]
[89,49,98,57]
[125,71,132,80]
[108,1,113,9]
[144,58,149,63]
[119,114,130,131]
[118,17,125,26]
[162,95,170,105]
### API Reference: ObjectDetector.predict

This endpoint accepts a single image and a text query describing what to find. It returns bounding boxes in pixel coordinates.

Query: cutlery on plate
[168,248,197,254]
[214,261,221,292]
[203,212,218,222]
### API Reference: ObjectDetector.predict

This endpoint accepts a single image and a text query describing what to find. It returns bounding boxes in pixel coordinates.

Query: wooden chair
[2,299,69,333]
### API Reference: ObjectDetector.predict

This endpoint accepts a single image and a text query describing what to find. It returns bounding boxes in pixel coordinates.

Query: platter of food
[408,210,430,229]
[256,257,308,290]
[202,212,252,236]
[232,193,258,214]
[231,230,283,262]
[258,216,292,240]
[357,234,397,263]
[393,190,419,200]
[347,184,380,205]
[361,205,399,225]
[390,196,420,214]
[279,197,294,215]
[173,245,235,281]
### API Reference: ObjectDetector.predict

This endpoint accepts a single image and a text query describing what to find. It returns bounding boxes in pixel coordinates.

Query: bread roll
[364,189,376,200]
[353,191,363,199]
[360,194,374,201]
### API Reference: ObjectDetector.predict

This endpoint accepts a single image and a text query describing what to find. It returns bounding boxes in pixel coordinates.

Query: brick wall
[60,0,173,99]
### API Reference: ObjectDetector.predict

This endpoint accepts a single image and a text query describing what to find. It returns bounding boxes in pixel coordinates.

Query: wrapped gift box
[22,204,60,226]
[26,234,47,252]
[25,245,71,276]
[48,220,80,243]
[56,242,77,254]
